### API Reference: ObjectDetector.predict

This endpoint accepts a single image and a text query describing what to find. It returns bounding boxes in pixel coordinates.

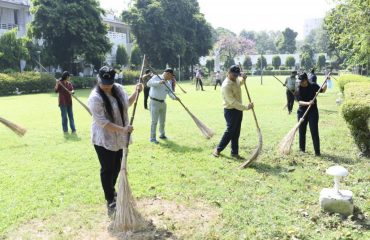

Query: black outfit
[286,90,295,113]
[144,86,150,109]
[297,83,322,155]
[196,78,204,90]
[214,79,222,90]
[94,145,122,203]
[309,73,317,83]
[216,109,243,155]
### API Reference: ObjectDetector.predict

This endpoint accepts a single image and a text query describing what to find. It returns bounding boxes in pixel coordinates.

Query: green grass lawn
[0,76,369,239]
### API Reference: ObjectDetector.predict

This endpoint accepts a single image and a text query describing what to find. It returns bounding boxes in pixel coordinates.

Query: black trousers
[298,108,320,155]
[144,87,150,109]
[214,80,222,90]
[94,145,122,203]
[217,109,243,155]
[286,90,295,112]
[196,78,204,90]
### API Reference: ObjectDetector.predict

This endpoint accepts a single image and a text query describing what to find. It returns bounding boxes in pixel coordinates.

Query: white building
[0,0,31,37]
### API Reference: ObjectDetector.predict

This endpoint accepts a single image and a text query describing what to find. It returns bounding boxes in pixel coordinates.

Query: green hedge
[341,81,370,157]
[0,72,55,96]
[337,74,369,92]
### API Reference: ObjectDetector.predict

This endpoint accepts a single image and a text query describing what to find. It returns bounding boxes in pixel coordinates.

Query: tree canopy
[0,29,29,71]
[276,28,298,54]
[122,0,213,69]
[30,0,111,71]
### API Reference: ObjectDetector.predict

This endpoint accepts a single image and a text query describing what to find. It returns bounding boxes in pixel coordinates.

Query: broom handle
[272,75,295,95]
[299,73,331,121]
[238,64,260,129]
[57,82,92,115]
[125,54,146,146]
[176,82,187,94]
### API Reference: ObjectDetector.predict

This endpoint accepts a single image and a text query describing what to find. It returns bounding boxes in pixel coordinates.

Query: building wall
[0,0,31,37]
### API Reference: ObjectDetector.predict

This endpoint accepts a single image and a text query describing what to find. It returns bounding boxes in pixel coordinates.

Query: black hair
[96,84,125,124]
[61,71,70,80]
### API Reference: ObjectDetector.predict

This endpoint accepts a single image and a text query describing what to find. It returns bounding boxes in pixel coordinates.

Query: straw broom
[0,116,27,136]
[155,74,214,139]
[239,76,263,169]
[113,55,147,232]
[278,73,330,155]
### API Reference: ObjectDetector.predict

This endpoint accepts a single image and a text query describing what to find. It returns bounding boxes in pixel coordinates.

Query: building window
[14,10,18,25]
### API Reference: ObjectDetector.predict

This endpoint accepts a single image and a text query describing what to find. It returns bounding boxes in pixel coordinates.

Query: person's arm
[299,100,312,106]
[147,75,163,87]
[68,81,74,94]
[54,81,60,92]
[128,83,143,105]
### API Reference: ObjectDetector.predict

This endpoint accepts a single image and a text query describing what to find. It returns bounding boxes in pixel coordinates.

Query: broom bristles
[278,121,301,155]
[0,117,27,137]
[186,109,214,139]
[239,128,263,168]
[113,149,145,232]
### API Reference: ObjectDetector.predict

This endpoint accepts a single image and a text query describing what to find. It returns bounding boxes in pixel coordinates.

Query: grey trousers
[150,100,167,139]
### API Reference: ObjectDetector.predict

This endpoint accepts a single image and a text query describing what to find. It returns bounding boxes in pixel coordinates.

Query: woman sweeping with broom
[295,72,327,156]
[88,66,142,216]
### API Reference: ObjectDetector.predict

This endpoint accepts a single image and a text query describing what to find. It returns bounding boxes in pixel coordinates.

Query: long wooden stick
[176,82,187,94]
[272,75,295,95]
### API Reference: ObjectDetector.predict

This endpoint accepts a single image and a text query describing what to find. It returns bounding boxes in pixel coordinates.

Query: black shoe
[231,154,245,160]
[159,135,167,139]
[107,201,116,217]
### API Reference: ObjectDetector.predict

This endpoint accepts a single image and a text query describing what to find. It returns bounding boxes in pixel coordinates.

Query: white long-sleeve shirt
[147,74,176,100]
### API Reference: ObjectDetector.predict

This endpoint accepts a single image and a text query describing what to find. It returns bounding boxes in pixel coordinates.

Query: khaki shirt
[221,77,248,111]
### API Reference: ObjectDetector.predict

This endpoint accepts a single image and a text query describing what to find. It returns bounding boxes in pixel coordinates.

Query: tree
[255,31,278,54]
[0,29,29,71]
[116,45,128,66]
[285,56,296,69]
[272,55,281,70]
[243,55,252,70]
[130,45,141,67]
[300,44,315,70]
[324,0,370,70]
[123,0,213,70]
[316,54,326,71]
[30,0,111,71]
[276,28,298,54]
[239,30,256,41]
[256,56,267,70]
[216,36,255,65]
[206,59,214,73]
[224,57,235,69]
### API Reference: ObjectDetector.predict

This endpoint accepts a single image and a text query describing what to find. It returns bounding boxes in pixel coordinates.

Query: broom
[176,82,187,94]
[278,73,330,155]
[113,55,147,232]
[239,75,263,169]
[57,81,92,116]
[0,116,27,136]
[154,73,214,139]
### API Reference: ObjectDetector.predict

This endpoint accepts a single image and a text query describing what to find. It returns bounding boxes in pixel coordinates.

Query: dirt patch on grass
[4,198,221,239]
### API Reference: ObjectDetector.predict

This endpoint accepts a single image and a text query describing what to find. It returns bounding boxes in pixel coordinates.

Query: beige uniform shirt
[221,77,248,111]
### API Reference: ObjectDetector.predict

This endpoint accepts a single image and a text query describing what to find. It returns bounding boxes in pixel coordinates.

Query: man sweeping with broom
[284,71,298,114]
[87,66,142,216]
[296,72,327,156]
[212,65,254,159]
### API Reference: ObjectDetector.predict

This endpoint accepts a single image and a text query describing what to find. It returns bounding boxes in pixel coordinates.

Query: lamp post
[260,53,263,85]
[177,54,181,82]
[36,51,41,72]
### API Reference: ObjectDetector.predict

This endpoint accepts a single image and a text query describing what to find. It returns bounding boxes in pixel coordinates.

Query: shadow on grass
[160,139,203,153]
[320,153,358,165]
[249,162,289,176]
[63,133,82,142]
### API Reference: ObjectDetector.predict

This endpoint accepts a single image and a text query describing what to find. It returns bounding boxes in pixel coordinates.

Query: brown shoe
[231,154,245,160]
[212,149,220,157]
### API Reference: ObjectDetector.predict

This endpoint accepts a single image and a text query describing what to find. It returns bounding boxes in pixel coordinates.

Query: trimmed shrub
[341,81,370,157]
[337,74,369,92]
[0,72,55,96]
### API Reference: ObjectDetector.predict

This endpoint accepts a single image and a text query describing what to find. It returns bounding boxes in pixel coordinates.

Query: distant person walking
[142,69,153,110]
[54,71,76,134]
[309,68,317,84]
[284,71,297,114]
[195,69,204,91]
[214,71,222,90]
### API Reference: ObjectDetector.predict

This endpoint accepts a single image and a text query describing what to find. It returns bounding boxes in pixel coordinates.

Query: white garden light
[326,165,349,194]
